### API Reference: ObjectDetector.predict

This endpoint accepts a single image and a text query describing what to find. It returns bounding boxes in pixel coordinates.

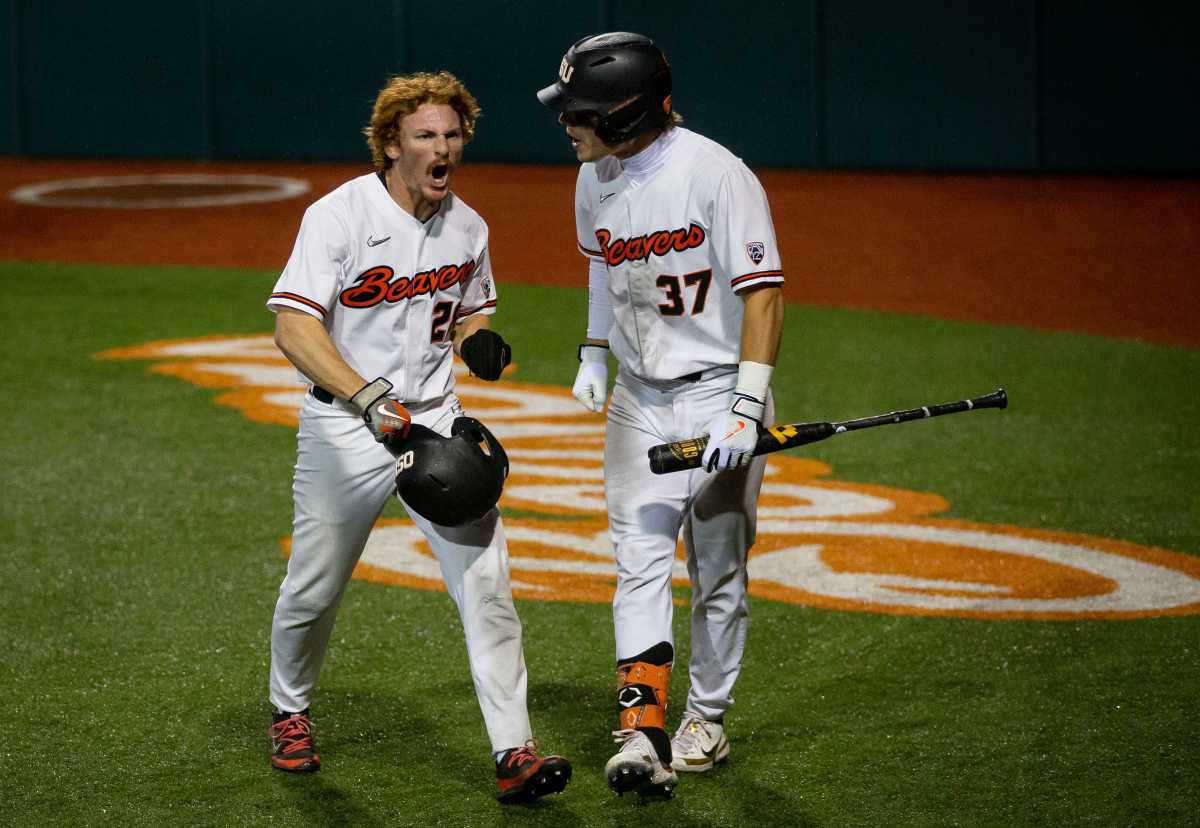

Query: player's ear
[384,143,402,162]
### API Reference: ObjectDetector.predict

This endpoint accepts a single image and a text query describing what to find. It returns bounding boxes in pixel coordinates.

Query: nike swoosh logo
[600,193,616,203]
[681,747,721,765]
[721,421,747,440]
[367,235,391,247]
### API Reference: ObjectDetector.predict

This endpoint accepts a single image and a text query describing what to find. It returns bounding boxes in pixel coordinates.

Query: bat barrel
[648,437,710,475]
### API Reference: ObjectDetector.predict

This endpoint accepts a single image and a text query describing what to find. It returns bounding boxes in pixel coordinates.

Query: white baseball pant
[604,368,772,722]
[269,390,532,753]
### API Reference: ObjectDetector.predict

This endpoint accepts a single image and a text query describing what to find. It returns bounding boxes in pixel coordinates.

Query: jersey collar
[369,170,448,228]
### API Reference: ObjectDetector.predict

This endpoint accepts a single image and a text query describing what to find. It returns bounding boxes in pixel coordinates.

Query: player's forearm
[274,309,366,398]
[738,286,784,366]
[452,313,490,355]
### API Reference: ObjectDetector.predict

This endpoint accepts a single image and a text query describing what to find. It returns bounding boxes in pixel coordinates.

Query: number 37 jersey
[575,128,784,382]
[267,173,497,404]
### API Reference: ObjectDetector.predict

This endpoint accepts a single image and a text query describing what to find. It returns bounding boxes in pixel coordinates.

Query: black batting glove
[460,329,511,381]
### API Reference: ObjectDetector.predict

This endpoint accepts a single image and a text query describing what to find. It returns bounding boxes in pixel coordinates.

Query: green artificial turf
[1,260,1197,826]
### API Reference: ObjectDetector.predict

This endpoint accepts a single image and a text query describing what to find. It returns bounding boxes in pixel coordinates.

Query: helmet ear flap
[450,415,482,439]
[593,65,671,145]
[452,416,509,480]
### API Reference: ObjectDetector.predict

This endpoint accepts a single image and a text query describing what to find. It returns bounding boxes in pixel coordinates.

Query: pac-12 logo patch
[746,241,766,265]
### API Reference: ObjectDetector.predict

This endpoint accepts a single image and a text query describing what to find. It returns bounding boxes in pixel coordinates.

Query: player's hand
[701,393,764,472]
[573,344,609,412]
[350,377,412,443]
[460,329,511,381]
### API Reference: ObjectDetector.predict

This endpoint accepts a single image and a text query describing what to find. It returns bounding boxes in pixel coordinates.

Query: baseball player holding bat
[538,33,785,797]
[265,71,570,803]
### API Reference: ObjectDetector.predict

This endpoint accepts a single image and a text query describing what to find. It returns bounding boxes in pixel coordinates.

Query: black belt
[311,385,335,404]
[678,370,704,383]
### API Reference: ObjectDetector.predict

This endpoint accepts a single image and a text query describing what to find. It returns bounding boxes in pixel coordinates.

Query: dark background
[3,0,1197,171]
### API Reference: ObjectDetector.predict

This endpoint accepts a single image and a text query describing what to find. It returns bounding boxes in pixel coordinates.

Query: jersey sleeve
[574,165,603,260]
[267,202,350,319]
[712,164,785,294]
[456,225,498,320]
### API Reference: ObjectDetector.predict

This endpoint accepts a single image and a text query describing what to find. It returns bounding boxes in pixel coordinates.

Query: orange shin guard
[616,661,672,730]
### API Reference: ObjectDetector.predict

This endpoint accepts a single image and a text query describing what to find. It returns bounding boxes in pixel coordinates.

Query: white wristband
[734,360,773,402]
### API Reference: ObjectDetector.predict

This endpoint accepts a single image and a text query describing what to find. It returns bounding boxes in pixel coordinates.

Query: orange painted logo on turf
[99,335,1200,620]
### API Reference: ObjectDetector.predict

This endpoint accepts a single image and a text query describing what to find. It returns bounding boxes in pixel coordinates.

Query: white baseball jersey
[268,172,497,404]
[575,127,784,381]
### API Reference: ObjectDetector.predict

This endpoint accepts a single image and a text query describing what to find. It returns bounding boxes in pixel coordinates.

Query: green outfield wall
[3,0,1197,172]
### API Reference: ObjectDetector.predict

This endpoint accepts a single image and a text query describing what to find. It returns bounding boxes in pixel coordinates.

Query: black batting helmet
[387,417,509,527]
[537,32,671,145]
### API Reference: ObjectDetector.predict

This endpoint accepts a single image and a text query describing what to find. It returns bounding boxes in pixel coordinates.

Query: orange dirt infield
[2,157,1197,347]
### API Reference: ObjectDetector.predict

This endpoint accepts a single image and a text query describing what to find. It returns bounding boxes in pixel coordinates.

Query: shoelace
[271,716,313,751]
[503,747,535,769]
[672,716,706,754]
[501,738,541,770]
[610,728,641,745]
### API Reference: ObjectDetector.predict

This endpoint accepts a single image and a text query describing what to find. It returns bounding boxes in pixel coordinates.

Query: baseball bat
[647,387,1007,474]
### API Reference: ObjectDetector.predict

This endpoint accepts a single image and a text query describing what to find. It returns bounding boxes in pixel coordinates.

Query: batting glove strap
[349,377,393,416]
[730,393,765,424]
[577,343,609,363]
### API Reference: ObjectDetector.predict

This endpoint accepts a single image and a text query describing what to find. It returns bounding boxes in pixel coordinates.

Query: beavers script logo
[595,224,706,267]
[339,260,477,308]
[101,335,1200,621]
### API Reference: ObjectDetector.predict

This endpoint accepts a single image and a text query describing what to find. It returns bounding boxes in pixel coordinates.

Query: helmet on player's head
[386,417,509,527]
[537,32,672,146]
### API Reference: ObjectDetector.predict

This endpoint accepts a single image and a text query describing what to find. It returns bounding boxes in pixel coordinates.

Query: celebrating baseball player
[265,71,570,803]
[537,34,785,797]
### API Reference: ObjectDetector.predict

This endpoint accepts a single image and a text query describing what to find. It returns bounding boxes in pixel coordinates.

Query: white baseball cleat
[604,729,678,798]
[670,715,730,772]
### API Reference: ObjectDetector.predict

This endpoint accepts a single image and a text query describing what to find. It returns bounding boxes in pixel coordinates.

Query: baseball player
[265,71,570,803]
[537,34,785,797]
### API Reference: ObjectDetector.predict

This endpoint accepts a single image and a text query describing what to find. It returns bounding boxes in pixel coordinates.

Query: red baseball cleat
[269,711,321,773]
[495,742,571,803]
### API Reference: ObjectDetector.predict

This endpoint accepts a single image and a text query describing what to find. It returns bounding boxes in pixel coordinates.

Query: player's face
[385,103,465,219]
[559,111,613,162]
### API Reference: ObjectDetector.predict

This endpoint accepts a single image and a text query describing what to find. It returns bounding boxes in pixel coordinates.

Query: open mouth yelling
[429,162,451,191]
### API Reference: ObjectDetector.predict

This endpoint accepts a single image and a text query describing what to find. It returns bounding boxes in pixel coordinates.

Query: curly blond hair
[364,71,482,169]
